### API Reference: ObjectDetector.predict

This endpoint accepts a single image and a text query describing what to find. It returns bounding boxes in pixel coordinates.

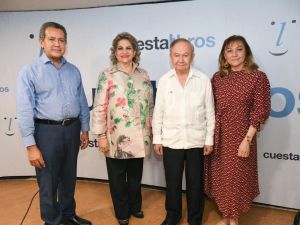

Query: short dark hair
[110,32,141,65]
[39,22,67,41]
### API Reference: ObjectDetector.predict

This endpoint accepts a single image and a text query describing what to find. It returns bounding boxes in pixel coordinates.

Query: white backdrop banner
[0,0,299,209]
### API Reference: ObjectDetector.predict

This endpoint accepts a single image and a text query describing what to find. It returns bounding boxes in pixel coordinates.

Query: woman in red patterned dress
[205,35,271,225]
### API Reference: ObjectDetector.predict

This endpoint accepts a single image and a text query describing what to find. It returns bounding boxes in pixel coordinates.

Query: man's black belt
[35,117,78,126]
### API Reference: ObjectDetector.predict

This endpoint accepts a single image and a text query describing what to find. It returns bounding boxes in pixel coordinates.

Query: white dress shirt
[152,67,215,149]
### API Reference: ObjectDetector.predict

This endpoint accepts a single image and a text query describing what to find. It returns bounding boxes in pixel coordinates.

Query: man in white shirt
[152,38,215,225]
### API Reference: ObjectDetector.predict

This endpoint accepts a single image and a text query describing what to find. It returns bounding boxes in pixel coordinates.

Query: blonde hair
[110,32,141,65]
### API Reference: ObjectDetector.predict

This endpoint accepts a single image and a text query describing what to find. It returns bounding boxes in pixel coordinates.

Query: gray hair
[170,38,194,54]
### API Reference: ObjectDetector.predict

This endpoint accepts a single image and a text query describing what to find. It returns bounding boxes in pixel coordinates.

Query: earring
[244,61,248,66]
[224,61,229,68]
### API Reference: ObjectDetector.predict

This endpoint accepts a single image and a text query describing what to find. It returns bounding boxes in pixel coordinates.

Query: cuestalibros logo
[269,19,297,56]
[88,138,99,148]
[263,152,299,161]
[0,86,9,92]
[137,34,216,50]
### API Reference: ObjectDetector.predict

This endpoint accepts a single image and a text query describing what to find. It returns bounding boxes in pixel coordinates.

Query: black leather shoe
[46,223,69,225]
[132,211,144,218]
[161,220,169,225]
[64,215,92,225]
[161,217,180,225]
[118,219,129,225]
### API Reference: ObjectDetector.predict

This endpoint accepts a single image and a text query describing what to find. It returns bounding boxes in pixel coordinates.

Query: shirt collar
[110,62,141,74]
[167,67,195,79]
[40,52,67,66]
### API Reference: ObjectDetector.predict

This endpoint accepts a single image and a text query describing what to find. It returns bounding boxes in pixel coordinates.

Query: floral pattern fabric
[92,63,153,159]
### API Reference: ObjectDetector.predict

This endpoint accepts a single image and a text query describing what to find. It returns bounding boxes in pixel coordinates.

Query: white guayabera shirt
[152,67,215,149]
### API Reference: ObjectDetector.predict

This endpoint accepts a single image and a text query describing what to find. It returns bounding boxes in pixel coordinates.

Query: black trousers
[106,157,144,220]
[163,147,205,225]
[34,120,81,225]
[294,211,300,225]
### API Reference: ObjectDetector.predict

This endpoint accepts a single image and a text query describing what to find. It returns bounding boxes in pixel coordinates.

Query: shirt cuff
[23,135,36,147]
[204,135,214,146]
[81,123,90,132]
[153,135,162,144]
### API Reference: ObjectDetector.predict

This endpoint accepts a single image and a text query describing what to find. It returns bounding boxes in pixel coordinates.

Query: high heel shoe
[229,218,238,225]
[216,218,229,225]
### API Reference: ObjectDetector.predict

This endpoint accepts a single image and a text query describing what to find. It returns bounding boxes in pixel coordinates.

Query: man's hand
[80,131,89,149]
[154,144,163,155]
[204,145,213,155]
[27,145,45,168]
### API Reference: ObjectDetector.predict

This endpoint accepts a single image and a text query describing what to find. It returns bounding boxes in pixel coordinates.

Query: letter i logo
[269,20,296,56]
[4,117,17,136]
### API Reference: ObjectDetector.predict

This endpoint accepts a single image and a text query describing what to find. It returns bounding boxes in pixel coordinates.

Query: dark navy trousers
[34,120,81,225]
[163,147,205,225]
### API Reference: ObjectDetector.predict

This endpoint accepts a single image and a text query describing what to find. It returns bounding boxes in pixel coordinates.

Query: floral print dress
[92,63,153,159]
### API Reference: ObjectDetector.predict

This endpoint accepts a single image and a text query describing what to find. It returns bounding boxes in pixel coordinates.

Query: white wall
[0,0,299,209]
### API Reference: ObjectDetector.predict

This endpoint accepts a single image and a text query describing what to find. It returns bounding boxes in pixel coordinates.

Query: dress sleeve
[91,72,109,135]
[249,72,271,131]
[211,72,219,93]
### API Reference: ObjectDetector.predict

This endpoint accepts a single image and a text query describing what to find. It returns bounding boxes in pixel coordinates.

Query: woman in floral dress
[92,32,153,225]
[205,35,271,225]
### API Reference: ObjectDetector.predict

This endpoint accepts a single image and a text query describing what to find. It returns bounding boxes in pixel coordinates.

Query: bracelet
[98,133,107,138]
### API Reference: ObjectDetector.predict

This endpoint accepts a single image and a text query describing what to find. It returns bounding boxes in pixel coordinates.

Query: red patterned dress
[205,70,271,218]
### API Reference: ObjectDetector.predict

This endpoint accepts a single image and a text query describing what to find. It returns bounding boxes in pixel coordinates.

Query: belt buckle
[62,118,71,126]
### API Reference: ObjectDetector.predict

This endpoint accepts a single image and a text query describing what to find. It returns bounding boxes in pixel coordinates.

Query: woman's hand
[238,126,256,158]
[98,136,110,153]
[238,137,250,157]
